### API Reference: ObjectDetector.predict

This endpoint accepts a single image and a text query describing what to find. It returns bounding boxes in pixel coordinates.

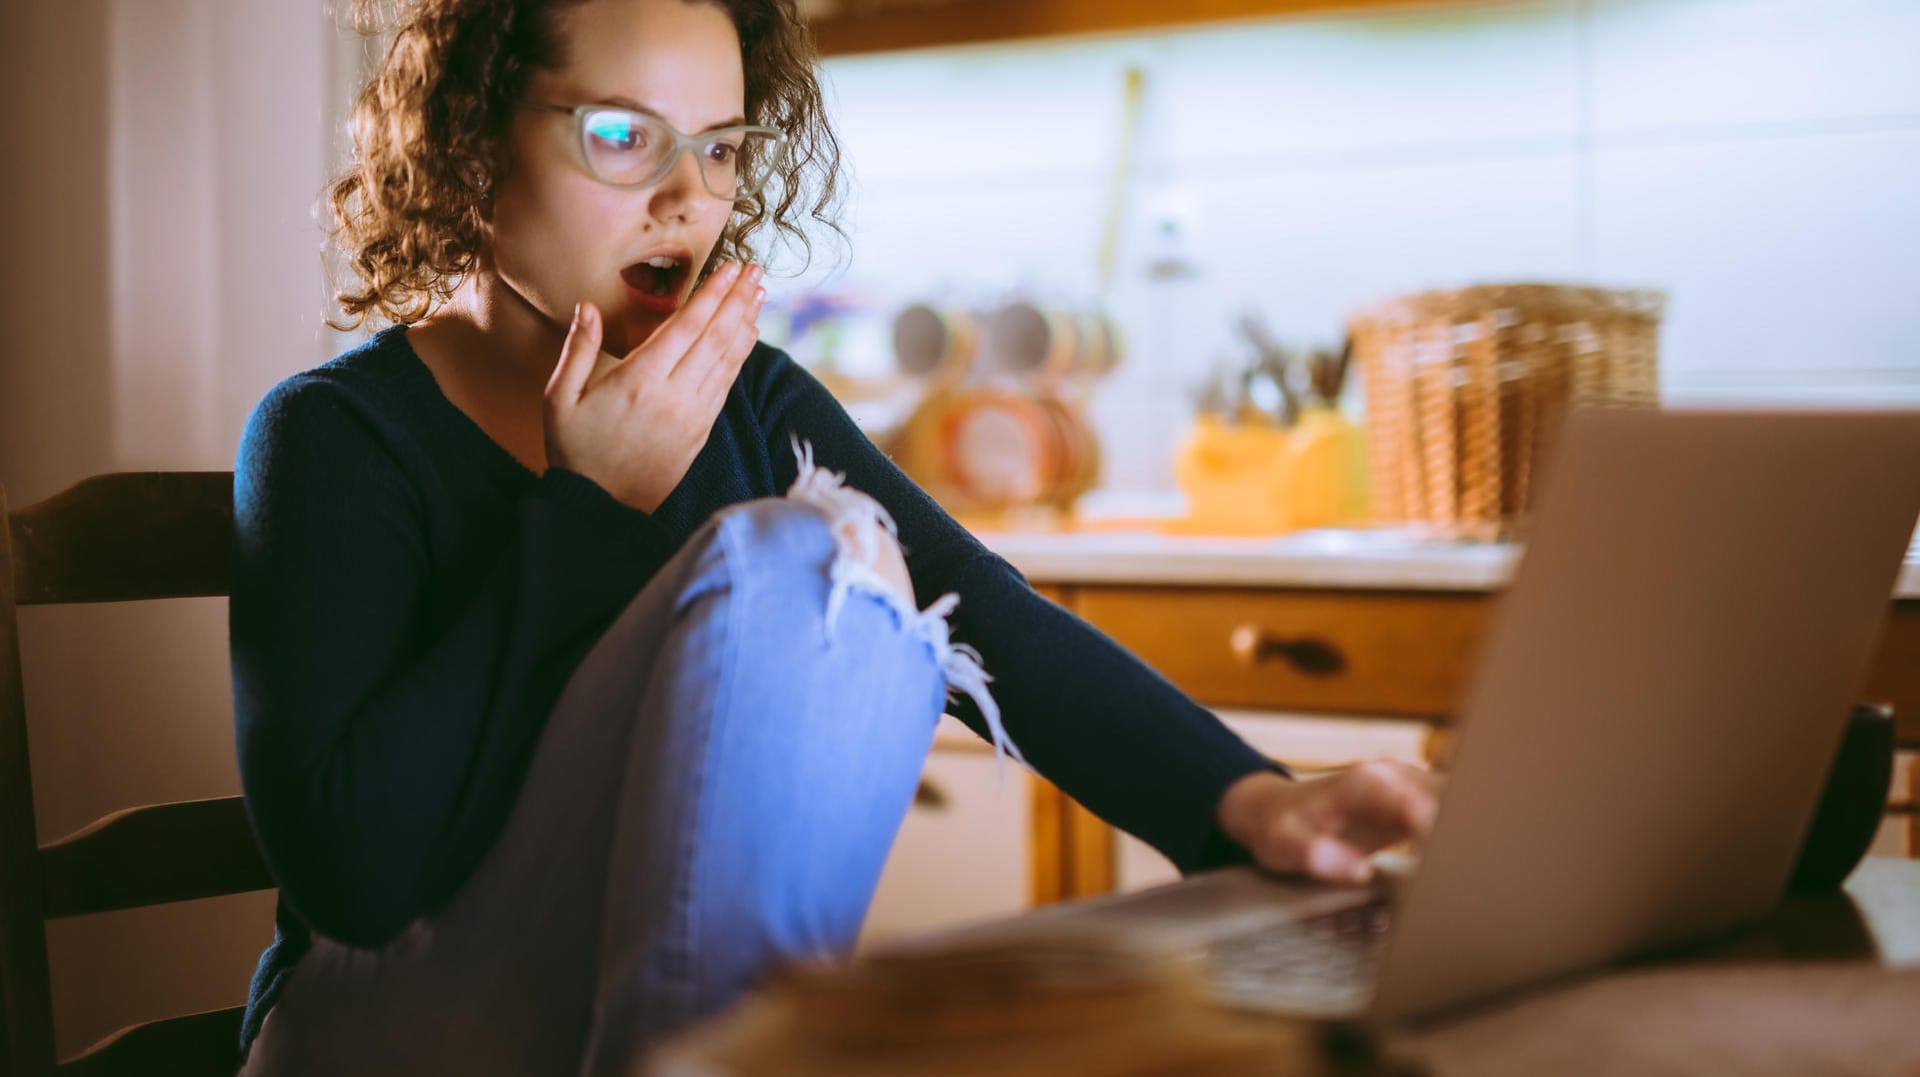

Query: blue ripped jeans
[239,449,1014,1077]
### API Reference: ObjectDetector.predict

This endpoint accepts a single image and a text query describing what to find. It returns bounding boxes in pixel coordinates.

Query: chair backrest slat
[40,797,273,920]
[2,479,61,1076]
[8,473,233,607]
[58,1006,244,1077]
[1,472,264,1077]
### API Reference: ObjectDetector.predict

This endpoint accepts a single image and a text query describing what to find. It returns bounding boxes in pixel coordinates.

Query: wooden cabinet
[1076,586,1490,718]
[860,732,1033,949]
[1014,582,1478,909]
[1865,603,1920,732]
[1901,756,1920,859]
[872,579,1920,935]
[1035,583,1920,902]
[861,586,1074,943]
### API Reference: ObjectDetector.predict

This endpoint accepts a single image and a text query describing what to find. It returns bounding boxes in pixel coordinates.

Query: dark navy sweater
[229,324,1279,1056]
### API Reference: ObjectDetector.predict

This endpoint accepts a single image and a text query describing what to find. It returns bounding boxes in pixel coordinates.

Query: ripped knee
[782,436,1026,774]
[836,516,913,606]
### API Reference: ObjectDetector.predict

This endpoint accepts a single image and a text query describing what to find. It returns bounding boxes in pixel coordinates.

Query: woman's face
[490,0,744,357]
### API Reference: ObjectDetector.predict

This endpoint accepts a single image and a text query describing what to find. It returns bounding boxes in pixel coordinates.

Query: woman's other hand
[543,262,766,512]
[1215,761,1442,885]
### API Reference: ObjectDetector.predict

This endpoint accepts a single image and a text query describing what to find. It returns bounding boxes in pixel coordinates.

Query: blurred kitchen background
[2,0,1916,1059]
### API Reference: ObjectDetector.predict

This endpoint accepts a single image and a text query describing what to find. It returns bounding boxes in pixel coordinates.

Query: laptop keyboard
[1200,900,1393,1016]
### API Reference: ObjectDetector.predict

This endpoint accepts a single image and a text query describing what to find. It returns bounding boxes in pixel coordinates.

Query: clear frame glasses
[521,103,787,201]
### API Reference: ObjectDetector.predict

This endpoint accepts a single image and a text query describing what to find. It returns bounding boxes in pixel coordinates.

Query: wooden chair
[1,472,275,1077]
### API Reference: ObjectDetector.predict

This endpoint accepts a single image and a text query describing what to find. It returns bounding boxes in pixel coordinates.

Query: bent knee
[837,516,914,606]
[718,496,914,606]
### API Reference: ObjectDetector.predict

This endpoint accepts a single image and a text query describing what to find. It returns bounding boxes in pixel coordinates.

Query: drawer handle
[1228,625,1347,676]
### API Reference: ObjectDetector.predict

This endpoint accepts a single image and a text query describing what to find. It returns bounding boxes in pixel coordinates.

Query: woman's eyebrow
[594,95,747,133]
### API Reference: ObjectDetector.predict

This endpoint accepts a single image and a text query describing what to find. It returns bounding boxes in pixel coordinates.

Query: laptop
[920,407,1920,1028]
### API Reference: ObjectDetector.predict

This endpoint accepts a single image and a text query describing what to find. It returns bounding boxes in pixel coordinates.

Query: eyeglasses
[520,103,786,201]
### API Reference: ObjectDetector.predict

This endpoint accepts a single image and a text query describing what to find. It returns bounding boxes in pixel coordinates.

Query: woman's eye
[588,120,648,152]
[706,143,739,164]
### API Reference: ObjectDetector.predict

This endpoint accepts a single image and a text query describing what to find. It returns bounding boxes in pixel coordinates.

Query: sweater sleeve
[750,348,1287,874]
[229,376,677,947]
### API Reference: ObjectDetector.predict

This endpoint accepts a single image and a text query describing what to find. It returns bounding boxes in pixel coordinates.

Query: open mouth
[620,254,692,301]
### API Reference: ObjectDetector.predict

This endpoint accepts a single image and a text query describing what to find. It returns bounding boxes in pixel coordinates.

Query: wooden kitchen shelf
[807,0,1484,56]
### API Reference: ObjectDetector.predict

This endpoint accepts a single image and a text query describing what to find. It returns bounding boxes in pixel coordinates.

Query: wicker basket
[1350,283,1665,541]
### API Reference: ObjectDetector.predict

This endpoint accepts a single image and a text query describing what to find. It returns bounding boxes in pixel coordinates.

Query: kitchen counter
[974,526,1920,599]
[967,519,1920,764]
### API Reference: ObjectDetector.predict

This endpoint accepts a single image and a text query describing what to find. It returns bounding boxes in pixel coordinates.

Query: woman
[230,0,1440,1072]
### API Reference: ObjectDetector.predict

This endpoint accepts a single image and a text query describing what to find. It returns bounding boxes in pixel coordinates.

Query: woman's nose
[646,148,705,223]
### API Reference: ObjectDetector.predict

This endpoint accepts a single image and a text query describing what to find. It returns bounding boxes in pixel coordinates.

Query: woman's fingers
[692,287,765,403]
[631,261,745,369]
[1324,761,1441,843]
[671,266,763,384]
[542,265,765,513]
[1306,837,1375,884]
[1254,761,1442,885]
[546,301,602,406]
[1263,803,1373,883]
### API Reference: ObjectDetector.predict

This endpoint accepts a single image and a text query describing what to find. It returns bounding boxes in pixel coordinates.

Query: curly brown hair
[325,0,845,330]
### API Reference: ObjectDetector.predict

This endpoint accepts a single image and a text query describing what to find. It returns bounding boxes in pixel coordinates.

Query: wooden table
[1382,857,1920,1075]
[658,859,1920,1075]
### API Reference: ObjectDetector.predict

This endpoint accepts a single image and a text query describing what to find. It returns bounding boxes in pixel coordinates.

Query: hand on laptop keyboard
[1215,760,1442,885]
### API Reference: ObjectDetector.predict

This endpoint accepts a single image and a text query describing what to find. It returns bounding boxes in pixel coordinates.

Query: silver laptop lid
[1371,407,1920,1025]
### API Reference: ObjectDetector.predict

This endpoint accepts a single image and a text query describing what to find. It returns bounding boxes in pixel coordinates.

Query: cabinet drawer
[1075,586,1492,719]
[858,736,1033,950]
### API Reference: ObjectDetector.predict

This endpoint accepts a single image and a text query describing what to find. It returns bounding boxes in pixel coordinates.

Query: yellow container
[1173,417,1288,534]
[1173,411,1368,534]
[1274,407,1369,530]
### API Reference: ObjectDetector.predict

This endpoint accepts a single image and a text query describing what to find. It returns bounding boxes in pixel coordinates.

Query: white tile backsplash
[791,0,1920,490]
[1591,0,1920,137]
[1087,389,1190,491]
[824,36,1168,188]
[1157,1,1581,166]
[1174,151,1586,343]
[833,176,1113,297]
[1592,127,1920,380]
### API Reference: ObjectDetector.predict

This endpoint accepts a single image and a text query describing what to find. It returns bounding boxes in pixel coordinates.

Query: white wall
[798,0,1920,490]
[0,0,340,1057]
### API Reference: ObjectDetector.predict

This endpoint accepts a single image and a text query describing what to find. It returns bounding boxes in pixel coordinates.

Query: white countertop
[975,526,1920,599]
